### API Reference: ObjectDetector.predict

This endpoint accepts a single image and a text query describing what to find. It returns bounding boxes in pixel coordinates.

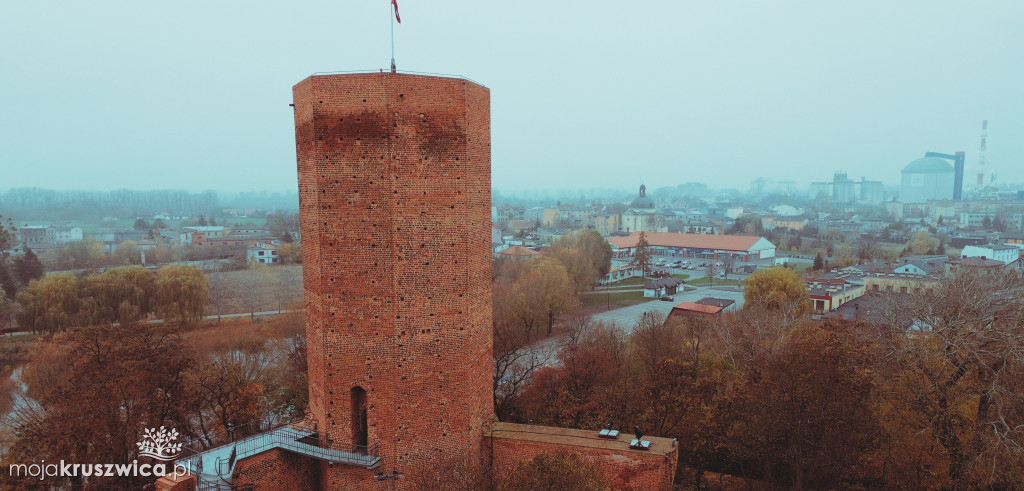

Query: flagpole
[390,0,396,73]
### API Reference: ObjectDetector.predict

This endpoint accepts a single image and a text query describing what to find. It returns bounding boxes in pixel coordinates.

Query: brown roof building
[496,245,540,257]
[607,231,776,262]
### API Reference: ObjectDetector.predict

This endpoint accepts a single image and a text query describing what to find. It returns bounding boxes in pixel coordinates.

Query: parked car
[659,295,675,302]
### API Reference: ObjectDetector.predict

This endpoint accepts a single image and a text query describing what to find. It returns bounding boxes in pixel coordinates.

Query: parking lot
[591,285,746,333]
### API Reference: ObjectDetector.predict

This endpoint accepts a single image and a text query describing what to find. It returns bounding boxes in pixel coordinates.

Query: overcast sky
[2,1,1022,194]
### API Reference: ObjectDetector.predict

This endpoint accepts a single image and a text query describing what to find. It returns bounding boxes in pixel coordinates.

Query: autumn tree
[812,251,824,271]
[742,267,810,315]
[277,242,303,264]
[497,451,609,491]
[111,240,141,265]
[79,266,156,326]
[1,324,194,490]
[501,256,574,339]
[156,265,209,325]
[15,274,83,334]
[518,322,622,429]
[630,310,684,378]
[722,323,881,488]
[58,239,106,269]
[189,350,268,442]
[630,231,652,278]
[905,230,939,255]
[880,270,1024,489]
[547,230,612,291]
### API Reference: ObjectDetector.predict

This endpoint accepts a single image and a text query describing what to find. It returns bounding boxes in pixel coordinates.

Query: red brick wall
[153,472,196,491]
[485,435,679,490]
[293,72,493,488]
[231,449,319,490]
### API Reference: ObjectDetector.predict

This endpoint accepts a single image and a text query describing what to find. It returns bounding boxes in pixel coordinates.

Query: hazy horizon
[3,1,1022,194]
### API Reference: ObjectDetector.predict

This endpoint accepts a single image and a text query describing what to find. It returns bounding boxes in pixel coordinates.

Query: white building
[620,185,667,233]
[247,243,279,264]
[960,244,1019,265]
[53,226,84,245]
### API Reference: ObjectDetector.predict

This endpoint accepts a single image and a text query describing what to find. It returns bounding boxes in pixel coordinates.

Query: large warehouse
[900,156,955,203]
[607,232,776,261]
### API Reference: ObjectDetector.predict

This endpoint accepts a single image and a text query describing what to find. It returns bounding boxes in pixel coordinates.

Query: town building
[642,278,684,297]
[246,243,279,264]
[607,231,776,262]
[17,225,56,248]
[960,244,1020,264]
[900,157,955,204]
[804,273,866,314]
[620,184,667,233]
[892,259,946,276]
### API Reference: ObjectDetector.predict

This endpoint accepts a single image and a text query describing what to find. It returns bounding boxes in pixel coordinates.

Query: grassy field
[206,265,304,315]
[605,276,650,287]
[791,262,811,272]
[688,277,743,287]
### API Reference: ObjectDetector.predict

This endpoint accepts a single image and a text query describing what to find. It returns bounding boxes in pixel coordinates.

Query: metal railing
[231,426,381,468]
[175,421,382,489]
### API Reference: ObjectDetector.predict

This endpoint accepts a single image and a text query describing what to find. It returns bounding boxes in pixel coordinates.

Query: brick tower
[292,73,493,488]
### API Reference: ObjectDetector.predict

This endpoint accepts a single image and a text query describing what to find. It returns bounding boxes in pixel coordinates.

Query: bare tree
[206,270,230,323]
[239,266,270,321]
[493,317,549,420]
[704,260,719,287]
[721,254,736,281]
[879,270,1024,489]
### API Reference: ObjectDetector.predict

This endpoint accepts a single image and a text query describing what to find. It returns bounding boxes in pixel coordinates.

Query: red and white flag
[392,0,401,23]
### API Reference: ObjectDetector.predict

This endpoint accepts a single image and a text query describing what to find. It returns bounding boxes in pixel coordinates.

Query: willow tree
[16,274,83,334]
[156,265,209,325]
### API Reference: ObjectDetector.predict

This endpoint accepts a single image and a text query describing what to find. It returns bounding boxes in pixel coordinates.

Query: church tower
[293,72,493,488]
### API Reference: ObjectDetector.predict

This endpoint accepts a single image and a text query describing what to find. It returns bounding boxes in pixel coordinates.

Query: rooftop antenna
[390,0,401,73]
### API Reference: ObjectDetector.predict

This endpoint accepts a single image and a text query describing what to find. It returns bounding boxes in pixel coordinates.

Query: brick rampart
[231,449,320,490]
[484,422,678,490]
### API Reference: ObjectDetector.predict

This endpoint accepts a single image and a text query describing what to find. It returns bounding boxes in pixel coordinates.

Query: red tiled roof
[671,302,724,315]
[608,232,766,252]
[498,246,540,257]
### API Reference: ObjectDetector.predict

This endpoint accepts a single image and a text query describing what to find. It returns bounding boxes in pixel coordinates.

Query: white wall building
[960,244,1019,264]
